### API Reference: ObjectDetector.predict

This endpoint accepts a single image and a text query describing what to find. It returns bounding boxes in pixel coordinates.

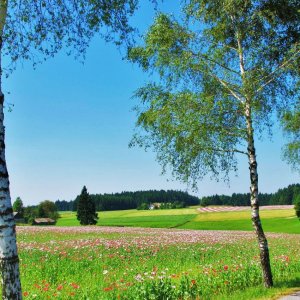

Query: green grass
[180,209,300,234]
[6,207,299,299]
[215,276,300,300]
[13,226,300,299]
[56,208,300,234]
[57,208,198,228]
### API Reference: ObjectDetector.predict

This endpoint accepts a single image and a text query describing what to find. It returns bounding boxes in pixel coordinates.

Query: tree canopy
[12,197,24,216]
[128,2,299,186]
[281,99,300,172]
[37,200,59,221]
[2,0,148,72]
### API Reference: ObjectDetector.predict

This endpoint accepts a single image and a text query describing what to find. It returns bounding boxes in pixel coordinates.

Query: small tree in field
[37,200,59,221]
[77,186,98,225]
[128,0,299,288]
[12,197,24,217]
[294,195,300,220]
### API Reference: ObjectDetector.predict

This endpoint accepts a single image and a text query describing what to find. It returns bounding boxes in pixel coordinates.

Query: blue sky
[3,3,300,205]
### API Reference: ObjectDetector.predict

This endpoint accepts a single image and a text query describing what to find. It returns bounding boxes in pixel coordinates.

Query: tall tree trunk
[234,22,273,287]
[0,38,23,298]
[245,104,273,287]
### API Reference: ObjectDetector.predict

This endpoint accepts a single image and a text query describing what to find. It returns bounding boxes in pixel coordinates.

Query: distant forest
[55,184,300,211]
[200,184,300,206]
[55,190,200,211]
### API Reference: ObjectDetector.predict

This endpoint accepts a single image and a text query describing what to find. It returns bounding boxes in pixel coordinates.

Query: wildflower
[103,270,109,275]
[70,282,80,289]
[23,291,29,297]
[135,274,143,282]
[33,284,41,289]
[224,265,229,271]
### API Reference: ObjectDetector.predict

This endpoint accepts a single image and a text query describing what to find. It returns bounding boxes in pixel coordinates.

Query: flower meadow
[14,226,300,299]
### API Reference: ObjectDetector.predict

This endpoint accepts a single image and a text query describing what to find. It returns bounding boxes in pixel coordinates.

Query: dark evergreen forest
[55,184,300,211]
[200,184,300,206]
[55,190,200,211]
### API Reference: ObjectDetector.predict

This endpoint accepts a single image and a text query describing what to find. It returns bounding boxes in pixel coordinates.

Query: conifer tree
[295,195,300,220]
[76,186,98,225]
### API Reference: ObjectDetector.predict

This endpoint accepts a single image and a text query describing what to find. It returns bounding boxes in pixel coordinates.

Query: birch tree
[128,0,299,287]
[0,1,149,298]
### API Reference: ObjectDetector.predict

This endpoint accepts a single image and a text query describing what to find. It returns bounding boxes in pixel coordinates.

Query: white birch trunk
[235,24,273,287]
[0,0,23,298]
[245,103,273,287]
[0,93,22,300]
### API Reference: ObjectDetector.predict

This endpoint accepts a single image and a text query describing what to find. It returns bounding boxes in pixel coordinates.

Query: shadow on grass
[216,275,300,300]
[275,274,300,289]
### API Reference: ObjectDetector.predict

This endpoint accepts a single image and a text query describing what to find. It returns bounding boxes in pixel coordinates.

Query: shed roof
[34,218,55,223]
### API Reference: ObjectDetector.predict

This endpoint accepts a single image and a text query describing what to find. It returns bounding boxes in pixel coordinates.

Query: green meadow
[8,206,299,299]
[56,207,300,234]
[16,225,300,300]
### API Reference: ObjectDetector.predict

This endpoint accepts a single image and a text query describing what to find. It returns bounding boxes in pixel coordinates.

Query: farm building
[149,203,161,210]
[33,218,56,225]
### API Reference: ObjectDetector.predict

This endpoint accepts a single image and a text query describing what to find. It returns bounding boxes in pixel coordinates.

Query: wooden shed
[33,218,55,225]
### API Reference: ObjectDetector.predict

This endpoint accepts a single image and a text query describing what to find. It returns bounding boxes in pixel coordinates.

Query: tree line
[55,190,200,211]
[55,184,300,212]
[13,198,59,224]
[200,184,300,207]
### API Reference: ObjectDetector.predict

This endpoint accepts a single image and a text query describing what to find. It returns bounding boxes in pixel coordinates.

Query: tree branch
[210,71,244,103]
[192,51,240,75]
[205,147,248,156]
[256,48,300,93]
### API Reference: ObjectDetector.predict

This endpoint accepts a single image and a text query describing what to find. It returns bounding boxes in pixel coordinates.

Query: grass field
[56,207,300,234]
[57,208,198,228]
[15,226,300,299]
[7,207,299,299]
[181,209,300,234]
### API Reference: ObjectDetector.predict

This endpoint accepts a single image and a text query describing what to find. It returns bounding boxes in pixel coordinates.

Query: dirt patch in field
[198,205,294,213]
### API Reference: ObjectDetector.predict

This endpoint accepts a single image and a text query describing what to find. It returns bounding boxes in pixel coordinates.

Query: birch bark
[0,0,23,298]
[235,26,273,287]
[245,103,273,287]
